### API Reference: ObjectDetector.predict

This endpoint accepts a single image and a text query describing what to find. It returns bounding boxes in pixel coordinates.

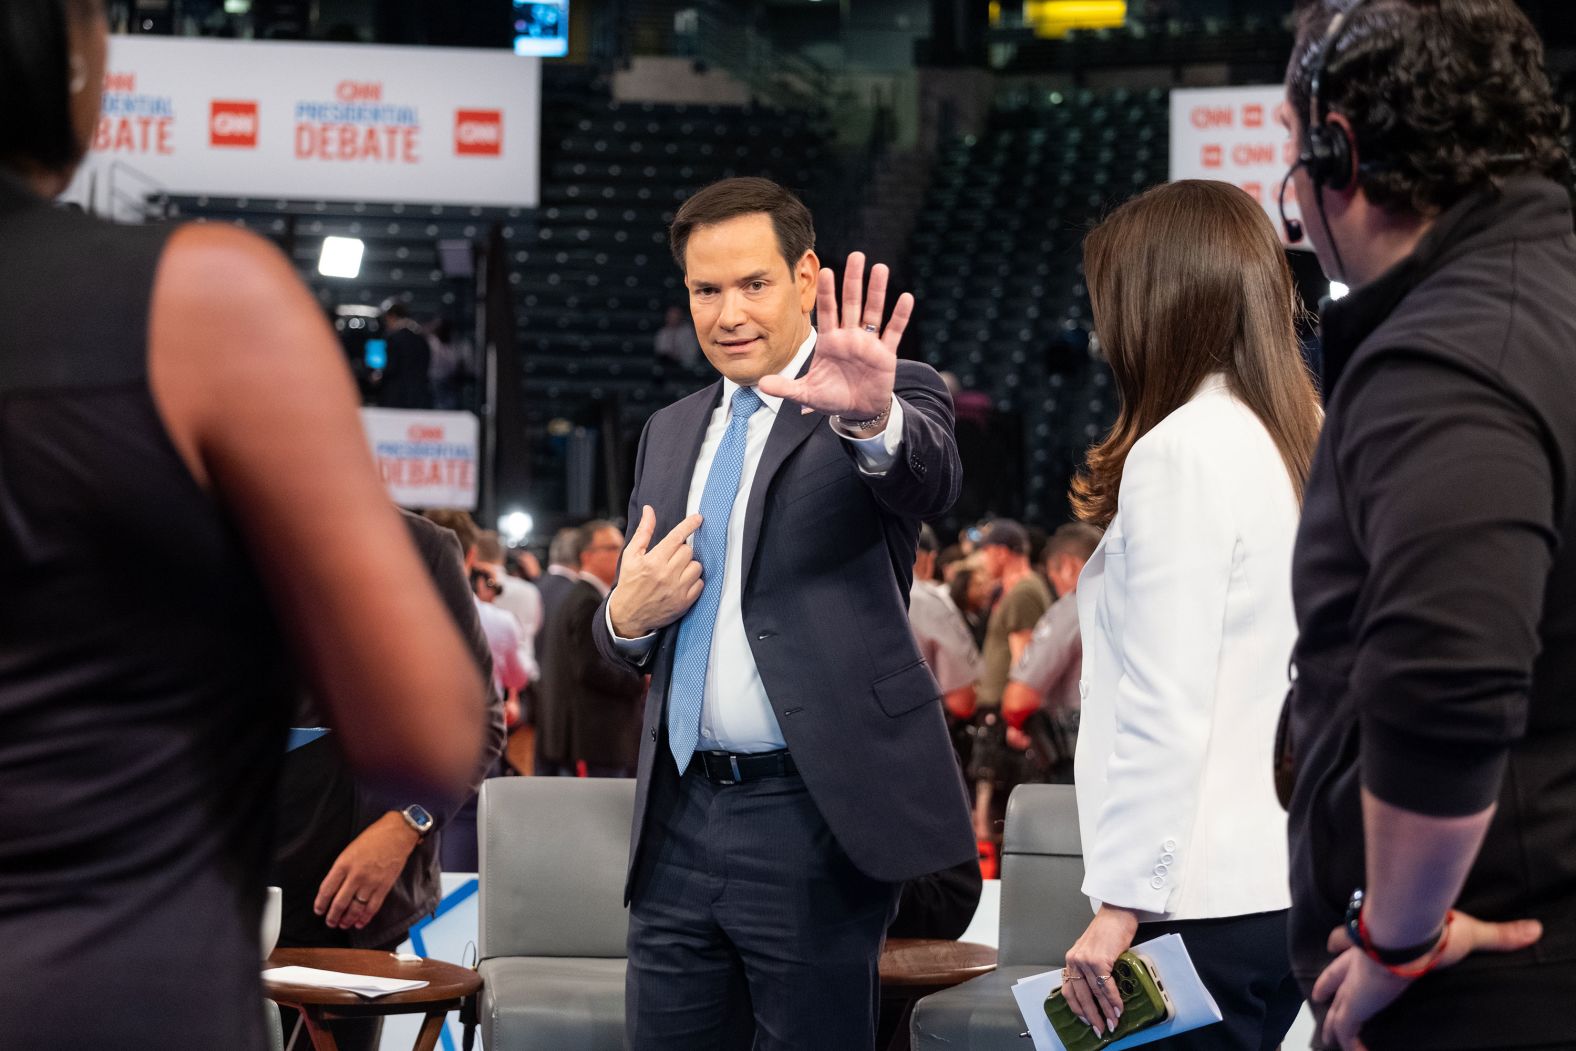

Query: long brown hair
[1070,180,1322,528]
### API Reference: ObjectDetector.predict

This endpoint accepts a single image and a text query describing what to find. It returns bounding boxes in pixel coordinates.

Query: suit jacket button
[1150,876,1165,889]
[650,728,658,742]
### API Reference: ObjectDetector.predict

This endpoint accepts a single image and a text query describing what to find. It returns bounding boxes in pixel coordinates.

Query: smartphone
[1044,951,1175,1051]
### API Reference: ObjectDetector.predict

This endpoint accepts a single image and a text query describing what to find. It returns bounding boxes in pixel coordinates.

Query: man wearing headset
[1276,2,1576,1049]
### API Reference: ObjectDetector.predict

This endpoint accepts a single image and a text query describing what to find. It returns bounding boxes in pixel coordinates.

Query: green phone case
[1044,951,1172,1051]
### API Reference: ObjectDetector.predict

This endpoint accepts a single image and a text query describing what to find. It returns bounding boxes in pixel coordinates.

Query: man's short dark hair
[575,519,618,566]
[0,0,99,177]
[1288,0,1570,217]
[474,530,505,564]
[547,526,581,568]
[423,509,479,555]
[669,177,816,274]
[1043,522,1104,565]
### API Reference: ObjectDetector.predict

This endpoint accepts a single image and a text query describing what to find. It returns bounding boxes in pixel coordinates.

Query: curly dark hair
[1287,0,1571,216]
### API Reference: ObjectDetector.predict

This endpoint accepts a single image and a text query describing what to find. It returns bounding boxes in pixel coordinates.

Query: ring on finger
[1095,974,1110,985]
[353,895,372,904]
[862,323,879,333]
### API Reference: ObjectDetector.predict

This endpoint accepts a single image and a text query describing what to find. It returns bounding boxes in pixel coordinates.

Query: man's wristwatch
[400,804,435,838]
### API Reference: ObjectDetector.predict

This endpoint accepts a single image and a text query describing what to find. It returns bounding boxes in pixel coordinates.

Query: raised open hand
[758,251,913,422]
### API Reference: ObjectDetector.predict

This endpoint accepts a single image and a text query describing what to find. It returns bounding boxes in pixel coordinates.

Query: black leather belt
[696,749,797,785]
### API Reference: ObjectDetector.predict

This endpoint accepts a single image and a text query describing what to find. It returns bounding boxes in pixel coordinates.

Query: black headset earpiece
[1304,1,1368,193]
[1280,1,1370,252]
[1304,120,1355,192]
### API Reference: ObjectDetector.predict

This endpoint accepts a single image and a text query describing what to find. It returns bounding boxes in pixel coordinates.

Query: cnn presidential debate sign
[63,36,540,217]
[360,409,479,511]
[1170,85,1302,244]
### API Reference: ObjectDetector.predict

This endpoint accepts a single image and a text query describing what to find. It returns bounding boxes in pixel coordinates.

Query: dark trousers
[438,796,479,872]
[1135,910,1301,1051]
[625,760,900,1051]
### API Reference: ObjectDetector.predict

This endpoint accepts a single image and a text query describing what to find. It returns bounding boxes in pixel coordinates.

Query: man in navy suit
[592,177,975,1050]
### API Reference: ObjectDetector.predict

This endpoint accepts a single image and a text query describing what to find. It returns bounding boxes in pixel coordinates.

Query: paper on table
[1010,934,1222,1051]
[262,965,430,1000]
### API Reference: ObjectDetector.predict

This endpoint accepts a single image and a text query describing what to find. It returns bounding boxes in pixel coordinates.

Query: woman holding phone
[1057,180,1322,1049]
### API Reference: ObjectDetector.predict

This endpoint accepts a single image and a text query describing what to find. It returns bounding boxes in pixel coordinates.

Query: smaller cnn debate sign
[360,409,479,511]
[64,36,539,218]
[1169,86,1302,245]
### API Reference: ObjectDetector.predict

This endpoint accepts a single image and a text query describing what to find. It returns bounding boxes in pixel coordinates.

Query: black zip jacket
[1286,177,1576,1049]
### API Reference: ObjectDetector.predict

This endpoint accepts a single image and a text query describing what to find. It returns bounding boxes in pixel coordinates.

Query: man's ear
[796,250,820,312]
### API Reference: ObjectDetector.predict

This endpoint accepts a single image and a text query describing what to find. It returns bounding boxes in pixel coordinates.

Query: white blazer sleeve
[1081,430,1237,914]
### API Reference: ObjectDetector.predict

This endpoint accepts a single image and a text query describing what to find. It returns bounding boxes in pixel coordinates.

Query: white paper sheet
[262,965,430,1000]
[1010,934,1223,1051]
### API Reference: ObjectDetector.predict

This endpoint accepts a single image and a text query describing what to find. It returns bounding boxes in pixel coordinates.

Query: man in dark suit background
[592,177,975,1050]
[532,526,586,776]
[379,301,432,409]
[269,510,504,1051]
[539,519,645,777]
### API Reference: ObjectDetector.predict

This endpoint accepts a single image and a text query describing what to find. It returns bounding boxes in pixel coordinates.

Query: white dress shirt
[609,329,905,752]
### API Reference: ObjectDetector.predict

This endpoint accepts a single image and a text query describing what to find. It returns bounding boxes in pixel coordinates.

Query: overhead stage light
[500,511,533,545]
[318,236,365,279]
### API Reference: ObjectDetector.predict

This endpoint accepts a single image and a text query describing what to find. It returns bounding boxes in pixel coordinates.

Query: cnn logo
[210,101,259,149]
[455,110,503,156]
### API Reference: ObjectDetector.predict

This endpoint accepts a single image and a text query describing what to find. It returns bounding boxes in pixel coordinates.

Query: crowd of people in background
[404,501,1105,868]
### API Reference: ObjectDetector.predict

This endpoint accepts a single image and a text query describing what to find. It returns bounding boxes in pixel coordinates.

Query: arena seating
[910,86,1167,523]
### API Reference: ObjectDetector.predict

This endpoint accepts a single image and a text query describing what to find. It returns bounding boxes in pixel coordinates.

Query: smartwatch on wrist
[400,804,435,838]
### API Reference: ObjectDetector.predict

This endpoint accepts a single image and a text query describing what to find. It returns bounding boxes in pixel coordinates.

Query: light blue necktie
[667,386,764,774]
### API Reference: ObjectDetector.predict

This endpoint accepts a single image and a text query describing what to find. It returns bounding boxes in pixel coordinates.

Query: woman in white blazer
[1057,180,1323,1050]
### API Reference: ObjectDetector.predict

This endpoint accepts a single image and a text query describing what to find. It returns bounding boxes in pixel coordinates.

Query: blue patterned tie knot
[731,386,762,419]
[666,386,764,774]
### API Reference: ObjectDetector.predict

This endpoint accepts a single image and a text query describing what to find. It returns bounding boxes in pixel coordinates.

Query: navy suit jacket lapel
[645,380,719,695]
[741,354,822,581]
[656,380,721,531]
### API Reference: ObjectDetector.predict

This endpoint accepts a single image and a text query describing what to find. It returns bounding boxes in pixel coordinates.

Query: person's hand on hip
[758,251,912,435]
[608,507,706,638]
[1313,910,1542,1050]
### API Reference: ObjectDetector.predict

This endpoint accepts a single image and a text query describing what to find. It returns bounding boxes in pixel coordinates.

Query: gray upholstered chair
[911,784,1086,1049]
[477,776,634,1051]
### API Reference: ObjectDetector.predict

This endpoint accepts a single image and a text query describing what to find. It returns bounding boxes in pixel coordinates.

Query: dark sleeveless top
[0,175,292,1049]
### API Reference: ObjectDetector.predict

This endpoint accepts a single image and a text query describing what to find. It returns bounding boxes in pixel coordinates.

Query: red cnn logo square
[455,110,503,156]
[1242,104,1264,128]
[1202,144,1224,169]
[210,100,258,148]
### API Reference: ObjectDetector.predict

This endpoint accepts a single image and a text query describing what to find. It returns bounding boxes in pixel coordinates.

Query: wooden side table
[878,937,998,1051]
[264,947,482,1051]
